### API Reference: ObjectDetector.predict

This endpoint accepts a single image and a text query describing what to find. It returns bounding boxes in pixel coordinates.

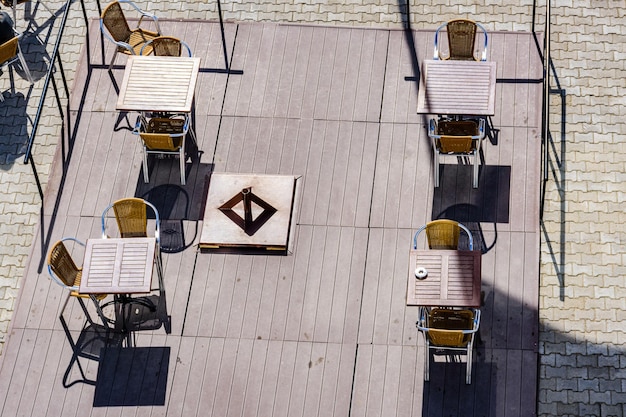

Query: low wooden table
[417,60,497,116]
[406,250,481,307]
[116,55,201,113]
[79,237,157,294]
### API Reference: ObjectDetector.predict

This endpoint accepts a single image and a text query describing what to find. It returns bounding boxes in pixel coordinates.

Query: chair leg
[179,148,186,185]
[473,152,479,188]
[16,46,34,84]
[424,340,430,381]
[466,347,473,384]
[434,151,440,187]
[142,151,150,183]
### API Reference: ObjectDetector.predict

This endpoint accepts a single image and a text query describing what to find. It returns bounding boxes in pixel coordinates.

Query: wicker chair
[0,23,33,101]
[416,306,481,384]
[428,118,485,188]
[140,35,192,57]
[133,114,191,185]
[101,197,161,244]
[434,18,488,61]
[412,219,474,251]
[47,238,110,326]
[99,0,161,70]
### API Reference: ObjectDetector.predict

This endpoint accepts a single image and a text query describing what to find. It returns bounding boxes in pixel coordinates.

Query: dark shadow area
[421,354,495,417]
[540,86,567,300]
[0,91,31,167]
[135,162,213,221]
[141,184,198,253]
[432,164,511,226]
[94,346,170,407]
[60,321,125,388]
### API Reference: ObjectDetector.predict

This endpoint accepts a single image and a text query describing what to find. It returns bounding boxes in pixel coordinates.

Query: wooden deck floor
[0,20,544,416]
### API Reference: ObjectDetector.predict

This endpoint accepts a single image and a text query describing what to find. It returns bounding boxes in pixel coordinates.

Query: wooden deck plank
[299,27,325,119]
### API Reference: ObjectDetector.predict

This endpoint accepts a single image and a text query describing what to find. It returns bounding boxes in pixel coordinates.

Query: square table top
[417,59,497,116]
[79,237,156,294]
[116,55,201,113]
[407,249,481,307]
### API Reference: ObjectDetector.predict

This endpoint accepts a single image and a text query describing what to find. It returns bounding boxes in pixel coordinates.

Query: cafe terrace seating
[99,0,161,70]
[428,118,485,188]
[413,219,474,251]
[433,18,488,61]
[140,35,192,57]
[416,307,481,384]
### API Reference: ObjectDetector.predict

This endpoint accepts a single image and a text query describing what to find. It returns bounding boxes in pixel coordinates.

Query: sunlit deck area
[0,18,543,416]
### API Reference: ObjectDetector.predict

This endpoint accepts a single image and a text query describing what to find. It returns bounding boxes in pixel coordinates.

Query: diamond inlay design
[218,187,277,236]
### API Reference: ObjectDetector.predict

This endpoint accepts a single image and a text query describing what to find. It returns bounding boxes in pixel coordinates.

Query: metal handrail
[22,0,77,202]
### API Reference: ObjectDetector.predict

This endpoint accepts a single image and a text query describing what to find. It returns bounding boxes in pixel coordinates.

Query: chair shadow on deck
[61,293,170,389]
[432,165,511,254]
[93,345,170,407]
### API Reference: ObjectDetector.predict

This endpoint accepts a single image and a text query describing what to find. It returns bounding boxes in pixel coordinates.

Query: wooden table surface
[406,249,481,307]
[116,55,201,113]
[79,237,156,294]
[417,60,497,116]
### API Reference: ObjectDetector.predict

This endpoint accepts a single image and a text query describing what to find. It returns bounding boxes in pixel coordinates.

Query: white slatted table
[407,250,481,307]
[79,237,156,294]
[417,60,497,116]
[116,55,201,113]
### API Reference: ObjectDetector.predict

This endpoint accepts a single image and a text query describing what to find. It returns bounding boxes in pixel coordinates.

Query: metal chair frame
[417,306,481,384]
[133,114,192,185]
[428,117,485,188]
[99,0,161,70]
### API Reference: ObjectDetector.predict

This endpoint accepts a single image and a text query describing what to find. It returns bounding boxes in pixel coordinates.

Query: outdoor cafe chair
[433,18,488,61]
[428,117,485,188]
[413,219,474,251]
[101,197,161,244]
[133,114,190,185]
[416,306,481,384]
[47,238,111,327]
[0,17,33,100]
[140,35,192,57]
[99,0,161,70]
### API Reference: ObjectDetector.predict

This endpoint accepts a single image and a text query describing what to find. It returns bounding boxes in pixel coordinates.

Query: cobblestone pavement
[0,1,623,415]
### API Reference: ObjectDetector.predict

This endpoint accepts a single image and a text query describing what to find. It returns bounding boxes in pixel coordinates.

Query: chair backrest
[413,219,474,250]
[0,36,17,65]
[425,219,461,249]
[48,240,81,288]
[102,197,161,242]
[447,19,477,61]
[101,1,131,43]
[112,197,149,238]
